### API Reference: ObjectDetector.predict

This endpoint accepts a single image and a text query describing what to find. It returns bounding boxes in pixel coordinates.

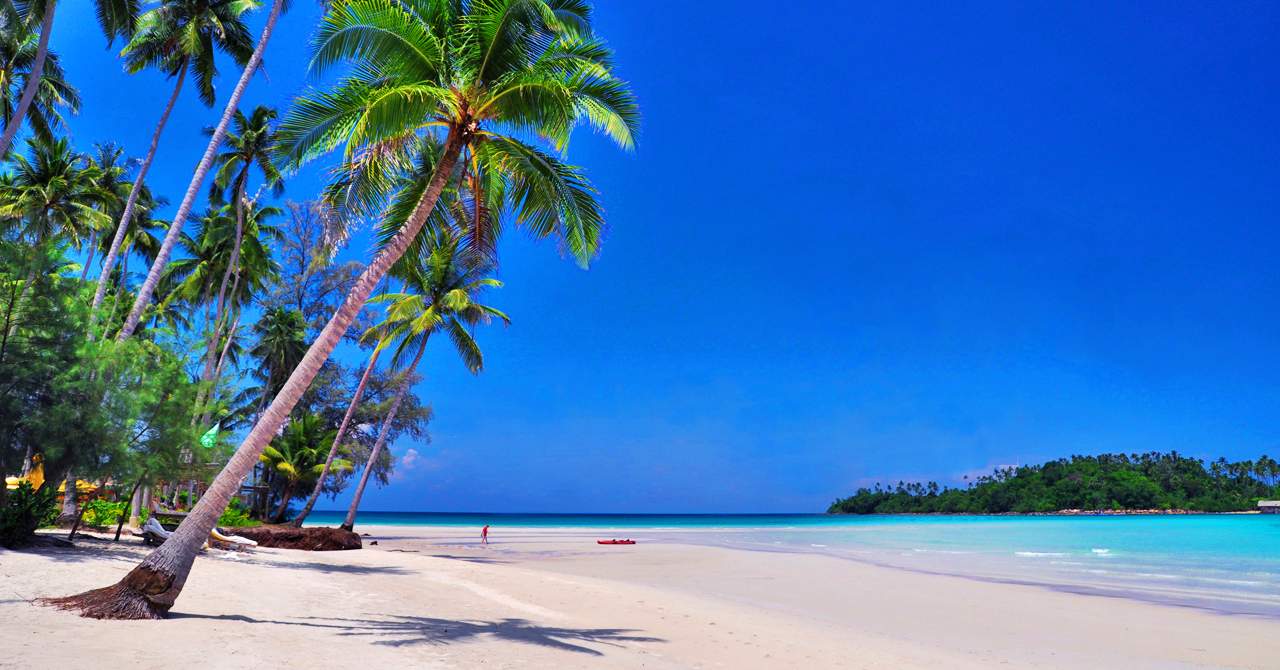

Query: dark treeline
[829,452,1280,514]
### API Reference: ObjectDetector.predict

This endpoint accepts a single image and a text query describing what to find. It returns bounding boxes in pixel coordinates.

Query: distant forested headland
[829,452,1280,514]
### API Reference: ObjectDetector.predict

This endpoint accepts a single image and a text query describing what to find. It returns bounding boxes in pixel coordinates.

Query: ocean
[304,511,1280,616]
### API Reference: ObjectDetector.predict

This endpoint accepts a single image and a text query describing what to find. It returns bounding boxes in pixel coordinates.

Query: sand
[2,525,1277,669]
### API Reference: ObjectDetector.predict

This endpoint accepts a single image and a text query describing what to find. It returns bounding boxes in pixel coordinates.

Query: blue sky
[44,1,1280,512]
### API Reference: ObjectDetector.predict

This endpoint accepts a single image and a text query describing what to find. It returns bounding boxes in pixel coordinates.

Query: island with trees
[829,452,1280,514]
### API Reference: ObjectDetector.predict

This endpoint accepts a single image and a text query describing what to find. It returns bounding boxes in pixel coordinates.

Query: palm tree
[49,0,633,620]
[0,136,108,301]
[341,230,507,531]
[244,304,306,518]
[248,306,307,413]
[90,0,257,330]
[79,143,134,281]
[197,198,283,425]
[287,345,381,527]
[0,0,137,158]
[157,195,281,414]
[259,413,349,523]
[195,104,283,396]
[155,212,232,331]
[0,4,80,150]
[114,0,288,342]
[98,192,165,336]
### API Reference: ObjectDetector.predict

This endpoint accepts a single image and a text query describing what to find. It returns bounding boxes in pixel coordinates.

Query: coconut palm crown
[0,5,79,146]
[275,0,639,266]
[120,0,257,107]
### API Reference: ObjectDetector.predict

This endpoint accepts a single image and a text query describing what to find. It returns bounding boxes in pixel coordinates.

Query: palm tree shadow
[242,557,416,576]
[425,553,512,565]
[320,615,665,655]
[170,612,664,656]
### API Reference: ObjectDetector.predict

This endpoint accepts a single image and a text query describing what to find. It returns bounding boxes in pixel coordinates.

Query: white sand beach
[2,525,1277,669]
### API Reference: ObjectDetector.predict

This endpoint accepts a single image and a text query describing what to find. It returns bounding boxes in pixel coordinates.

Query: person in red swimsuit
[481,524,490,545]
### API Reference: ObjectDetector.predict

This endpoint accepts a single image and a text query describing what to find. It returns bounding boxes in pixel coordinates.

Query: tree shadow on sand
[170,612,664,655]
[8,540,151,565]
[240,557,416,576]
[327,615,665,654]
[423,553,512,565]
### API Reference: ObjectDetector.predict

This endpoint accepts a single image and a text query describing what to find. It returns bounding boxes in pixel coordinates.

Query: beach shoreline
[3,524,1278,669]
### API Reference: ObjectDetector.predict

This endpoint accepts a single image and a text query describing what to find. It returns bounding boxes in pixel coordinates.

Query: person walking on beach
[481,524,490,545]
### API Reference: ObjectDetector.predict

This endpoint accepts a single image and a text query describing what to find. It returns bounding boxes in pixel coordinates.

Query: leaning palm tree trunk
[340,340,426,531]
[43,127,464,620]
[89,64,188,332]
[0,0,55,158]
[290,346,382,527]
[115,0,284,342]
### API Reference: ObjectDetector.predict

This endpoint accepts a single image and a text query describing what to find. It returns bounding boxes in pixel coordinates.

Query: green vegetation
[0,482,58,548]
[2,0,635,618]
[829,453,1280,515]
[217,498,255,528]
[80,499,127,527]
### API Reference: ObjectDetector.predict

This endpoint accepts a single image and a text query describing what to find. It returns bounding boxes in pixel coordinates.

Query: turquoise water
[306,511,1280,616]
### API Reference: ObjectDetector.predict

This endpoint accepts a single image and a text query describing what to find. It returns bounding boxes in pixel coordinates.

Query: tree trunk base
[38,563,176,620]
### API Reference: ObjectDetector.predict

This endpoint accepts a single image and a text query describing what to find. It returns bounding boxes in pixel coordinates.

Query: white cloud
[401,448,420,470]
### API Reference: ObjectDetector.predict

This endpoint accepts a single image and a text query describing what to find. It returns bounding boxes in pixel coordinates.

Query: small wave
[1091,548,1111,555]
[1193,576,1265,587]
[810,543,828,548]
[1015,551,1069,557]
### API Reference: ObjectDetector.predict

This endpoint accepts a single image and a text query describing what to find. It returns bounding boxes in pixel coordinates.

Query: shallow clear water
[307,511,1280,616]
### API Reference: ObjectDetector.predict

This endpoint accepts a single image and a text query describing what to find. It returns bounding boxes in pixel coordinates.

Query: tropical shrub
[217,498,257,528]
[81,499,128,527]
[0,482,59,548]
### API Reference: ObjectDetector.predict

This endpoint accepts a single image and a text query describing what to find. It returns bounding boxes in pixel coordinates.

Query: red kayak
[597,539,636,545]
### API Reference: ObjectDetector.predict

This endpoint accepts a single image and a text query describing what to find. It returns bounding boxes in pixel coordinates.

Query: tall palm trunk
[116,0,285,342]
[105,241,129,333]
[193,182,245,412]
[290,346,382,527]
[198,308,241,427]
[79,229,99,282]
[213,310,240,377]
[341,339,427,532]
[45,125,464,620]
[0,0,55,158]
[89,63,188,333]
[211,180,247,342]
